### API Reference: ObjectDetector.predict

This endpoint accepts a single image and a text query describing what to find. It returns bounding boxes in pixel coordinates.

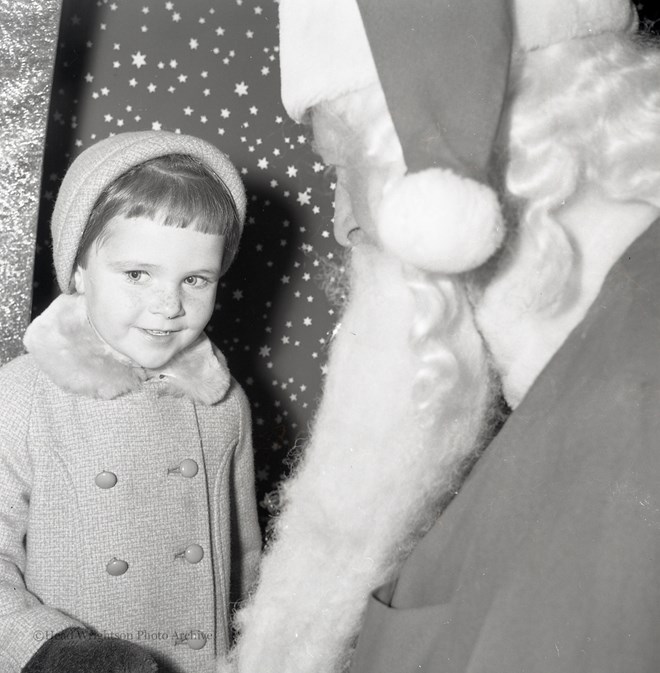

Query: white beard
[219,244,493,673]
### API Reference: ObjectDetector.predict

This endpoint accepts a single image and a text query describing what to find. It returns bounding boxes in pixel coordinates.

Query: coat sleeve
[0,357,83,673]
[228,384,262,607]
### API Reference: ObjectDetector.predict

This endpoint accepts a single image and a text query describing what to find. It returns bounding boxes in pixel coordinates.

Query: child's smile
[73,215,225,370]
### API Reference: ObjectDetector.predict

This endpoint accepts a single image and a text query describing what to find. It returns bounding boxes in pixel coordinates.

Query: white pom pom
[377,168,504,273]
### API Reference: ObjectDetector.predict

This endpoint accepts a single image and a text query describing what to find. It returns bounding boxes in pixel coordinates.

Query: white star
[254,6,263,14]
[246,30,254,38]
[203,88,210,96]
[189,38,199,49]
[147,83,157,92]
[165,2,173,9]
[100,87,110,96]
[178,74,188,83]
[303,317,312,326]
[172,12,181,22]
[234,82,249,97]
[280,275,290,284]
[84,73,94,82]
[183,106,193,115]
[220,108,230,118]
[131,51,147,68]
[201,70,208,78]
[257,158,269,169]
[259,346,271,358]
[233,290,243,300]
[313,162,324,172]
[129,78,138,87]
[216,26,225,36]
[261,67,270,76]
[152,121,162,130]
[286,165,298,178]
[170,59,178,68]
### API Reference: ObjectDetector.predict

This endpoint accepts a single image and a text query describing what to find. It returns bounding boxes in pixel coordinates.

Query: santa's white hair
[477,30,660,406]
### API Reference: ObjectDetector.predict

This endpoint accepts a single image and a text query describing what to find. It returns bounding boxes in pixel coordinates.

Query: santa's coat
[351,218,660,673]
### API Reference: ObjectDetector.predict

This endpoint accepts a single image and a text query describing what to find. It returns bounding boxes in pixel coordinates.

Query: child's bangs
[120,159,238,236]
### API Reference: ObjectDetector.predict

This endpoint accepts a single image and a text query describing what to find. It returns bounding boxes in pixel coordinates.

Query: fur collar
[23,294,231,404]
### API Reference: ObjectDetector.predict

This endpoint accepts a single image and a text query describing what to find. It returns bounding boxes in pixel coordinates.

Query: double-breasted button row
[106,543,204,577]
[97,458,206,649]
[95,459,199,489]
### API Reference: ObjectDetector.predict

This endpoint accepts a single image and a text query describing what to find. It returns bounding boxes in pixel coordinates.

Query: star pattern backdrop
[30,0,660,533]
[33,0,344,532]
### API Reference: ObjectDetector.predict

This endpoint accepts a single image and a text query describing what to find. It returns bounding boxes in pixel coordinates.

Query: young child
[0,131,262,673]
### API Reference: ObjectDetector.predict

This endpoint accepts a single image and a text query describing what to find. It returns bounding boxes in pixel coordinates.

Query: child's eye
[183,275,208,287]
[125,270,147,282]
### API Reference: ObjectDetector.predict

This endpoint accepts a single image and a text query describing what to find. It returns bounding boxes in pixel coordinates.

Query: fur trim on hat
[279,0,636,123]
[279,0,378,122]
[377,169,504,273]
[23,294,231,404]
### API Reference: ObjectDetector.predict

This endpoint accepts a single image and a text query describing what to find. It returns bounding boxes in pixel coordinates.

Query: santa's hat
[279,0,637,273]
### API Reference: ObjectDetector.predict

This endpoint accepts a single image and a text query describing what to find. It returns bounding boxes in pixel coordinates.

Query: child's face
[73,215,224,370]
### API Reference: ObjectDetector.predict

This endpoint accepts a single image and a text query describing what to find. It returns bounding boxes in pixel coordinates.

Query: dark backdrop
[33,0,660,531]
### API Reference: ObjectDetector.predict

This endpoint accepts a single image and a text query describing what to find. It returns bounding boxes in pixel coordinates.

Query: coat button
[179,459,198,478]
[95,471,117,489]
[186,631,207,650]
[106,558,129,576]
[184,544,204,564]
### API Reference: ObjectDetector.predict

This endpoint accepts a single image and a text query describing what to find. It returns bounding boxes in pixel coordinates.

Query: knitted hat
[51,130,247,293]
[279,0,637,273]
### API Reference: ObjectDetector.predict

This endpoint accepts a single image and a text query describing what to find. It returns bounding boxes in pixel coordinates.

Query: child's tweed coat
[0,294,261,673]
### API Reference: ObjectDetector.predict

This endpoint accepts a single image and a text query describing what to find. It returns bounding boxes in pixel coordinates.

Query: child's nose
[149,287,184,319]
